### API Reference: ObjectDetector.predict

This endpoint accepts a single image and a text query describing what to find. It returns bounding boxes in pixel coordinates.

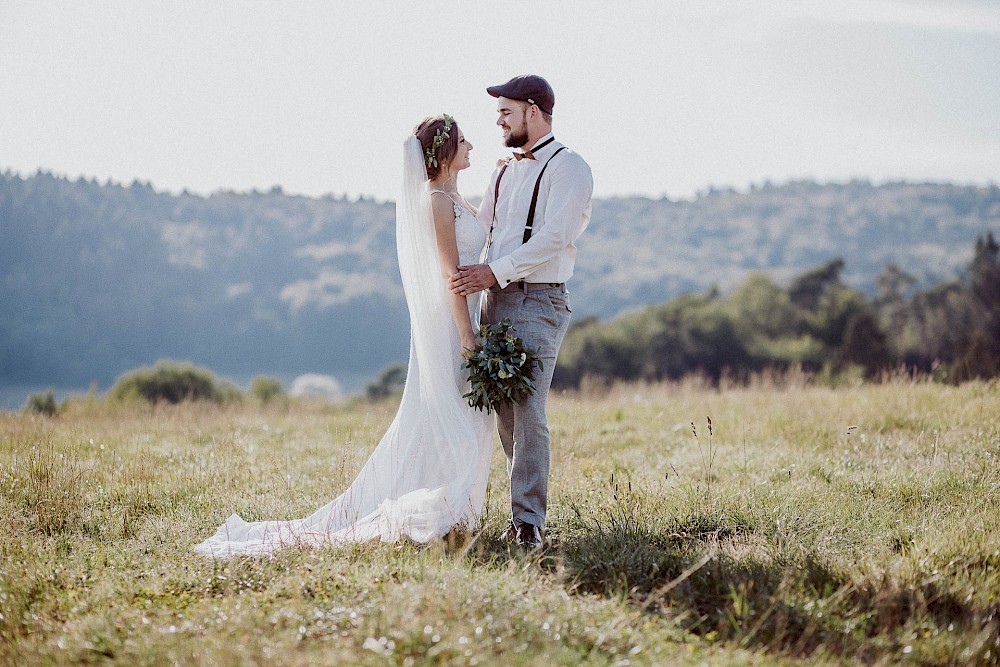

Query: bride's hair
[414,115,460,180]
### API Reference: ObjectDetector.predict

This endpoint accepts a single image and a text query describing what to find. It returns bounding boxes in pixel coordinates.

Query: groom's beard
[504,121,530,148]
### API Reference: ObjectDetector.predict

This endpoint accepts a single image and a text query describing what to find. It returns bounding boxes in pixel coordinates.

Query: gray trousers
[482,284,572,530]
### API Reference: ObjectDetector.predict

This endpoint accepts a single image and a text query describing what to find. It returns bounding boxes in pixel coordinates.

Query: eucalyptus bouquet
[462,318,542,413]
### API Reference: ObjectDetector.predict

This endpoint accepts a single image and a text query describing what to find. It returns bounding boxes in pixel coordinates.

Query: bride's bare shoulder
[429,190,457,223]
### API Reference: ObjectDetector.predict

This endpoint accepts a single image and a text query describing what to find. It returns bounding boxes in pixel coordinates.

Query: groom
[450,75,593,547]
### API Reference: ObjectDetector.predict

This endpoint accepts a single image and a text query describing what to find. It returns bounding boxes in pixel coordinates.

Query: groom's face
[496,97,530,149]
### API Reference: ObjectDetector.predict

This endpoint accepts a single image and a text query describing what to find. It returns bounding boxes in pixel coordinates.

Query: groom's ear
[525,102,551,126]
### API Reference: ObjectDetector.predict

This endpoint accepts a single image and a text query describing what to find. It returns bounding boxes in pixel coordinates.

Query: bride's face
[451,127,473,171]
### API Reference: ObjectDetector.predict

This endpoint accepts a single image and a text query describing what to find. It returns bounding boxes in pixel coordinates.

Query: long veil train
[195,136,492,556]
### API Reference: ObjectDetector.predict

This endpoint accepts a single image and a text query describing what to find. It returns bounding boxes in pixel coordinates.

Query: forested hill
[585,181,998,316]
[1,170,997,399]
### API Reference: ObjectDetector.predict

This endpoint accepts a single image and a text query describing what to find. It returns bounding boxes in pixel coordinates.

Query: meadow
[1,377,998,665]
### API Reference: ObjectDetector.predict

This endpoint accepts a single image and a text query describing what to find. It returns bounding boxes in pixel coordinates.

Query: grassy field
[1,377,998,665]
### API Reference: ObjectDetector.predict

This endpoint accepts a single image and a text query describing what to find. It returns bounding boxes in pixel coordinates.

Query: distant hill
[581,181,998,316]
[1,170,997,403]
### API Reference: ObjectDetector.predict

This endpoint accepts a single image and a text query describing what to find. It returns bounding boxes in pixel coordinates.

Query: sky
[1,1,998,202]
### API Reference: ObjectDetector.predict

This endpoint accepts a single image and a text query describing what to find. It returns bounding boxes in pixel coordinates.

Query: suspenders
[523,146,567,243]
[487,145,568,257]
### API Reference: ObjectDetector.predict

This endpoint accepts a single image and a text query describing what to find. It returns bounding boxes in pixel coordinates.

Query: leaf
[464,319,542,411]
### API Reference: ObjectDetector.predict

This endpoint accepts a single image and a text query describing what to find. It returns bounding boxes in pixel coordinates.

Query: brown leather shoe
[515,523,542,548]
[500,520,517,543]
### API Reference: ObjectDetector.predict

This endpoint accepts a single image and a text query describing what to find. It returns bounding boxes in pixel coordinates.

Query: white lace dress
[195,186,491,556]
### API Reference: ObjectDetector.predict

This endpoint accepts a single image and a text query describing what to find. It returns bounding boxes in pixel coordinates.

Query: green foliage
[249,375,285,404]
[894,281,968,366]
[365,363,407,401]
[462,318,542,413]
[0,170,406,397]
[2,172,998,398]
[727,273,799,341]
[956,232,1000,380]
[878,232,1000,382]
[556,293,758,387]
[24,390,57,416]
[109,360,240,404]
[557,231,1000,387]
[578,181,1000,318]
[788,258,844,311]
[838,309,892,372]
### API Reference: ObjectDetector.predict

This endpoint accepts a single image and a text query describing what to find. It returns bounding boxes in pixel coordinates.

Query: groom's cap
[487,75,554,115]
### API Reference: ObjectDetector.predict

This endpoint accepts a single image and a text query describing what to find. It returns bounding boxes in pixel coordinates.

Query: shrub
[109,360,238,404]
[24,390,57,416]
[250,375,286,404]
[366,363,407,400]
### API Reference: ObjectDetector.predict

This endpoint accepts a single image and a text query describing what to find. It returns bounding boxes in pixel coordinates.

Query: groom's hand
[450,264,497,296]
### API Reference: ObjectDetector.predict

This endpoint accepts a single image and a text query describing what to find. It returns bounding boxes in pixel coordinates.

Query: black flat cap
[487,75,555,115]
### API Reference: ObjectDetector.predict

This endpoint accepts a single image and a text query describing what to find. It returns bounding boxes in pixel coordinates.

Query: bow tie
[512,137,555,161]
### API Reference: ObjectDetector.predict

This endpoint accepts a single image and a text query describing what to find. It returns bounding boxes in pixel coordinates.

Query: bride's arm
[430,193,477,356]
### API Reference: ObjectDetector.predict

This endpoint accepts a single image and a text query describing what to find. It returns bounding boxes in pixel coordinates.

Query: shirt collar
[525,133,556,158]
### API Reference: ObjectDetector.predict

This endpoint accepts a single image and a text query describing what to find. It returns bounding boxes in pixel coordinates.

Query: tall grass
[1,378,998,665]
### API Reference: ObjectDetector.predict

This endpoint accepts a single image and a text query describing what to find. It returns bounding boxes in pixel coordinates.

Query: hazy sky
[1,1,998,201]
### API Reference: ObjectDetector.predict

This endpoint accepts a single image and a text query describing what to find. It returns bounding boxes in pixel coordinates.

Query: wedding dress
[195,136,492,556]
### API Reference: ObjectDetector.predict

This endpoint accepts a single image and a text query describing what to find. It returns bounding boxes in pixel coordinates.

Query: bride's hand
[461,334,478,359]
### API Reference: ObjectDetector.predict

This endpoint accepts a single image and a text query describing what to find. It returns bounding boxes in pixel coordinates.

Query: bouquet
[462,318,543,413]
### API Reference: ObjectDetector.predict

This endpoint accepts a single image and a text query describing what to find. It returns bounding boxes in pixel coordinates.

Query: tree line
[2,170,997,399]
[554,234,1000,387]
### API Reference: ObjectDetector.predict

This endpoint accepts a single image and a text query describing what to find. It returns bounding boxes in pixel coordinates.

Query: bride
[195,114,493,556]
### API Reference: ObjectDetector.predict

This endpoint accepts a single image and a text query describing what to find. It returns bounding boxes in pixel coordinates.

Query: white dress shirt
[478,133,593,287]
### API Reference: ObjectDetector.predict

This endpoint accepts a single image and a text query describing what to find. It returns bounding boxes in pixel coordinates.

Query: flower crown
[424,114,454,170]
